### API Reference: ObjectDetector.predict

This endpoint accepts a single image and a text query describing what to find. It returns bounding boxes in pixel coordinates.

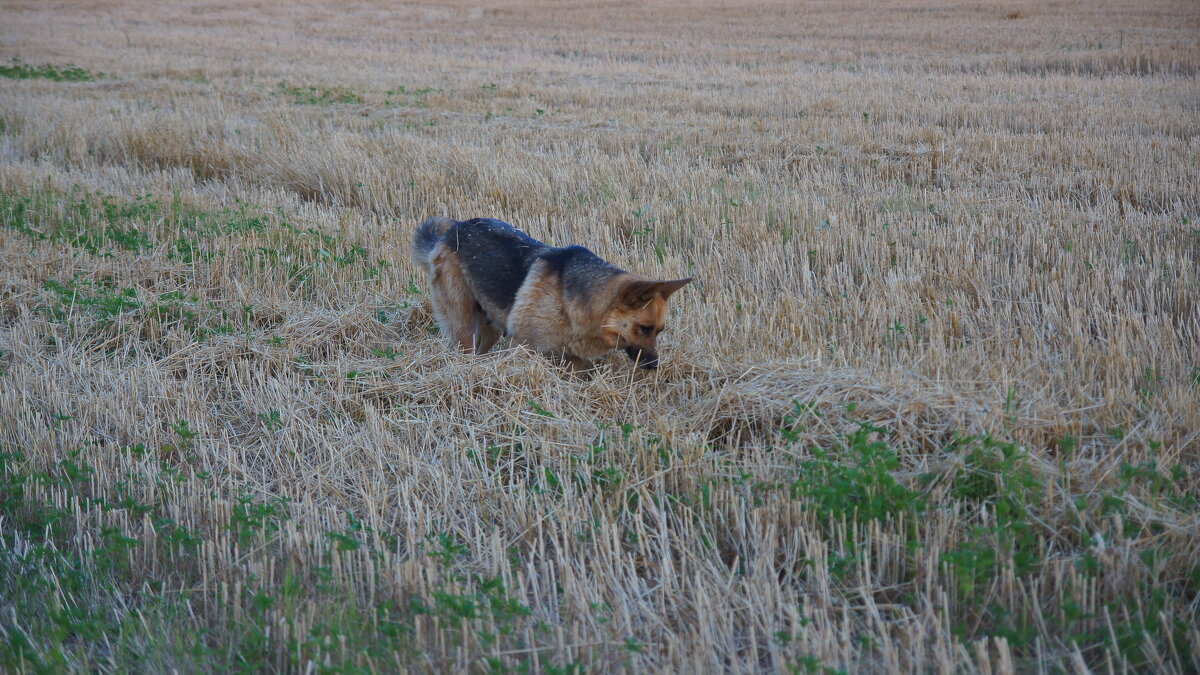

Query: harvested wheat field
[1,0,1198,672]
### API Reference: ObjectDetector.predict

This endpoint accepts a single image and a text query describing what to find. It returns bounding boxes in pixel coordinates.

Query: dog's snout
[624,346,658,369]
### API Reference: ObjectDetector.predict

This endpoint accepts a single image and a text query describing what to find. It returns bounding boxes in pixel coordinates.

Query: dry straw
[0,0,1197,672]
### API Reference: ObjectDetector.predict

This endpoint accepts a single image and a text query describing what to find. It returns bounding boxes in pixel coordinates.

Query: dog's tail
[411,216,455,273]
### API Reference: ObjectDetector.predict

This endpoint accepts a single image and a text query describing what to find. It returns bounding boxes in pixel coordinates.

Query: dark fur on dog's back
[416,218,624,318]
[412,216,690,370]
[538,245,624,301]
[442,218,551,311]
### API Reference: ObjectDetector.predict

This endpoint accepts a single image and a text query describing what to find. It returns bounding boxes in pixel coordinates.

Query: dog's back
[442,218,549,315]
[414,217,622,313]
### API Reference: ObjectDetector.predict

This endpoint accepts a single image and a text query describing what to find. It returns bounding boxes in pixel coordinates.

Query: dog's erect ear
[618,279,659,308]
[619,278,693,307]
[656,278,692,300]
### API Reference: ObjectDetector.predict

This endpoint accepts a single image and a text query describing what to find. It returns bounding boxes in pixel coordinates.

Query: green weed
[1,190,155,254]
[258,409,284,432]
[788,422,928,526]
[0,58,101,81]
[40,278,141,323]
[276,82,364,105]
[228,492,291,544]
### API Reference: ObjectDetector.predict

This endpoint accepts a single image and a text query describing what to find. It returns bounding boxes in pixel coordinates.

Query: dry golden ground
[0,0,1198,672]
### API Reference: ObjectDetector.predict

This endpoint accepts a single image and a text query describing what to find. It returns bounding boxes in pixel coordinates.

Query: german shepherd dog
[411,217,690,370]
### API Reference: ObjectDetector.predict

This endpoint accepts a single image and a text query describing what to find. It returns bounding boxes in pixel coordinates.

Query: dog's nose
[625,346,658,368]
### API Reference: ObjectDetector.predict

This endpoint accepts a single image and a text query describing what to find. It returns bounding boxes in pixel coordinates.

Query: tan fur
[427,244,501,353]
[509,271,688,370]
[597,277,688,368]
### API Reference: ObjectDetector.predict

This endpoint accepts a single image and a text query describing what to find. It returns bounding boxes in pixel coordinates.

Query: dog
[411,217,690,370]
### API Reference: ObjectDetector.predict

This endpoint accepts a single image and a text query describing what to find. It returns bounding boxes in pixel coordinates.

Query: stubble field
[1,0,1198,672]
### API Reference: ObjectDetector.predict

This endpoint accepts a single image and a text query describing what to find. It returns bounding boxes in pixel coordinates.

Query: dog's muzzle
[624,346,658,369]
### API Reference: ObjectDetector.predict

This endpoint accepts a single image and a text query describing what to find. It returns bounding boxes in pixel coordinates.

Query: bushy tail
[411,216,455,273]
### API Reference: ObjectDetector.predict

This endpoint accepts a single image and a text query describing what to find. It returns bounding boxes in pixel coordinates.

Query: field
[1,0,1198,672]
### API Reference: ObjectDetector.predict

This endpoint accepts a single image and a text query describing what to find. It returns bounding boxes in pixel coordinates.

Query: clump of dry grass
[1,0,1198,672]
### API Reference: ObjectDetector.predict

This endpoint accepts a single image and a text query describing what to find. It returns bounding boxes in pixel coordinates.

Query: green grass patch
[0,446,208,672]
[0,441,586,672]
[788,421,929,526]
[39,277,142,324]
[0,58,102,82]
[275,82,364,105]
[741,412,1199,669]
[1,190,157,254]
[2,188,386,299]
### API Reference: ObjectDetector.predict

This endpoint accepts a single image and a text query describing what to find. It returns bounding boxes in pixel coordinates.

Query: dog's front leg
[561,353,593,373]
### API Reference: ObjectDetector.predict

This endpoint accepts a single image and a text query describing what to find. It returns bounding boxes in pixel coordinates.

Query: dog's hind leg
[428,243,478,352]
[471,307,502,354]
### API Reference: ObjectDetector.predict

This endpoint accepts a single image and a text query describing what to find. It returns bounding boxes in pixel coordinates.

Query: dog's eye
[638,324,654,335]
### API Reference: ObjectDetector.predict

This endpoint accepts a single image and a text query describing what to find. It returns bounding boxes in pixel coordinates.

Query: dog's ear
[656,278,692,300]
[619,278,692,307]
[618,279,659,308]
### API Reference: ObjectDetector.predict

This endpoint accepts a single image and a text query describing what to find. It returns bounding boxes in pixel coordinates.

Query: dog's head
[605,277,691,369]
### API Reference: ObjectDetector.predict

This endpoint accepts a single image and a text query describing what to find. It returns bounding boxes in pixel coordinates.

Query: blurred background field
[0,1,1197,672]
